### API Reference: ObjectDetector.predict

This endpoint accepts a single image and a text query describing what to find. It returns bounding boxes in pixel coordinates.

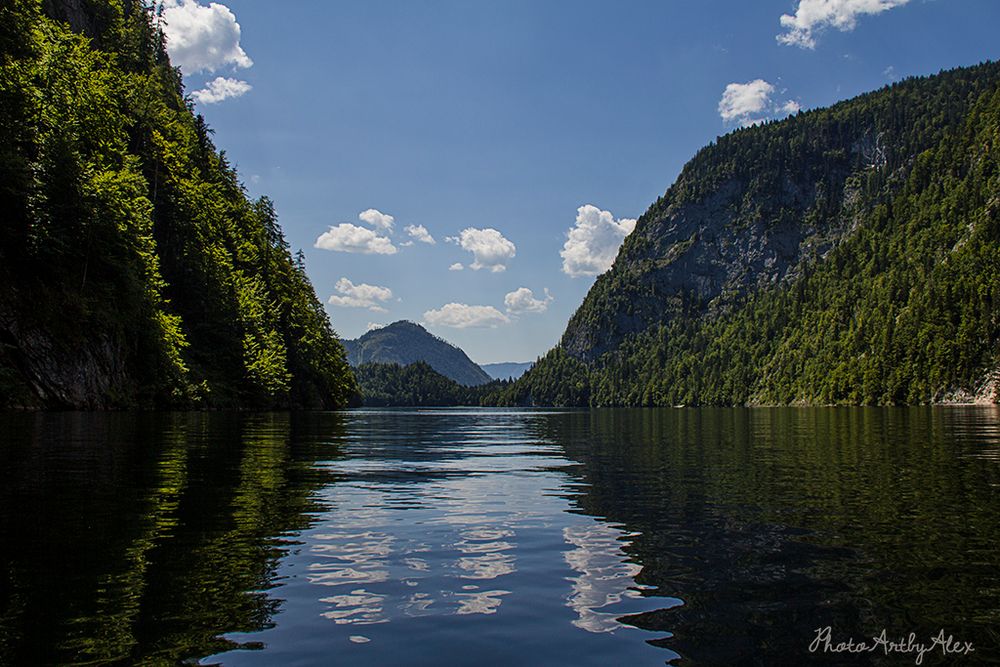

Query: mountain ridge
[493,61,1000,407]
[344,321,492,387]
[481,362,533,381]
[0,0,358,409]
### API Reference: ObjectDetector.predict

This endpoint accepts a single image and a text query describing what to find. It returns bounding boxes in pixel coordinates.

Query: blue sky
[160,0,1000,364]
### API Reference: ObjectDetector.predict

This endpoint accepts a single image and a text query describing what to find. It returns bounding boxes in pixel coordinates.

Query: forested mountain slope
[355,362,505,407]
[0,0,358,408]
[344,321,492,387]
[495,62,1000,407]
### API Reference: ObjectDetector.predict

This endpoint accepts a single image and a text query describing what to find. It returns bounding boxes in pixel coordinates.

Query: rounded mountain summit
[342,321,493,387]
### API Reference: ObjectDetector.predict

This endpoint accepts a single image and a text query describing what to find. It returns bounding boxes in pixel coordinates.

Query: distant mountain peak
[344,321,492,386]
[480,362,534,381]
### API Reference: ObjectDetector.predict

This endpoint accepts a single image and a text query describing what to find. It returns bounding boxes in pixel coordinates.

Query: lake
[1,408,998,665]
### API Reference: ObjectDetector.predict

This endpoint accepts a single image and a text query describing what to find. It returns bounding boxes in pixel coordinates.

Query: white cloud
[447,228,516,273]
[504,287,553,315]
[718,80,800,126]
[423,303,510,329]
[359,208,395,232]
[190,76,251,104]
[405,224,435,244]
[778,0,911,49]
[314,224,398,255]
[367,322,385,332]
[560,205,636,278]
[327,278,393,312]
[160,0,253,74]
[449,263,464,271]
[719,80,771,123]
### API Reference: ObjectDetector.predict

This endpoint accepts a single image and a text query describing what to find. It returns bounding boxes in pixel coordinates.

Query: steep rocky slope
[0,0,358,408]
[498,62,1000,406]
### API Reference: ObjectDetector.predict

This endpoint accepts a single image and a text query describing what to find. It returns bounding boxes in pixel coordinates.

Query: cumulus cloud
[423,303,510,329]
[778,0,911,49]
[446,228,516,272]
[327,278,393,312]
[560,205,636,278]
[367,322,385,331]
[190,76,251,104]
[405,224,435,244]
[504,287,553,315]
[314,224,398,255]
[449,263,464,271]
[718,80,800,126]
[359,208,395,232]
[160,0,253,74]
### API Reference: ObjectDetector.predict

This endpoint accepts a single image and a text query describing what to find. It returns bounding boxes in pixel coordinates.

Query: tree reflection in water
[1,407,998,666]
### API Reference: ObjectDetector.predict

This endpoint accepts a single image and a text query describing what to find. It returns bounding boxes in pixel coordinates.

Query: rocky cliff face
[0,1,359,410]
[560,82,943,364]
[0,302,134,409]
[500,62,1000,407]
[42,0,130,40]
[560,170,842,361]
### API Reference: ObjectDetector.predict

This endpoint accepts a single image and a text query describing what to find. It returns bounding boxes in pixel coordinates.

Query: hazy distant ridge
[481,362,533,381]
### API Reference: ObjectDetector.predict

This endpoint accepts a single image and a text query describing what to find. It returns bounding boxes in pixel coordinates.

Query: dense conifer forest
[496,62,1000,407]
[0,0,358,408]
[344,321,493,387]
[3,2,997,409]
[354,362,508,407]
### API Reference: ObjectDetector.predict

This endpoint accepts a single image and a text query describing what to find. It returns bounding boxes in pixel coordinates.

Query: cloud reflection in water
[563,523,662,633]
[300,418,662,639]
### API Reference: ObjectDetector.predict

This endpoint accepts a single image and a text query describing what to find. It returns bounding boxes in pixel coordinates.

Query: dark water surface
[1,408,999,666]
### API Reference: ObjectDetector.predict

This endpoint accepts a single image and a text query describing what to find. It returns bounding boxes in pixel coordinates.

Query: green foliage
[510,62,1000,407]
[489,348,590,407]
[0,0,358,408]
[356,362,507,407]
[345,321,493,387]
[0,412,351,664]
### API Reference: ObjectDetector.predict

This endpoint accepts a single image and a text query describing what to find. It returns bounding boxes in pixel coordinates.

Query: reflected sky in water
[1,407,999,665]
[204,409,672,665]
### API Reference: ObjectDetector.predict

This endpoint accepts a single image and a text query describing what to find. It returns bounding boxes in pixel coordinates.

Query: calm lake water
[1,408,999,666]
